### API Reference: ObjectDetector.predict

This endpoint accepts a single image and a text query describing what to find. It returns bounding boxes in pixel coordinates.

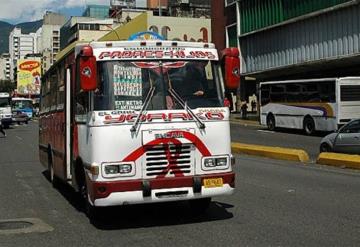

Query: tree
[0,80,16,93]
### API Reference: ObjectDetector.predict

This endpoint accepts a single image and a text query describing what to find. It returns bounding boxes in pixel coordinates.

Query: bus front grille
[144,144,193,177]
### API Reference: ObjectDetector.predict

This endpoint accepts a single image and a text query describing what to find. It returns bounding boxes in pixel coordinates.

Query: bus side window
[260,85,270,105]
[270,85,286,102]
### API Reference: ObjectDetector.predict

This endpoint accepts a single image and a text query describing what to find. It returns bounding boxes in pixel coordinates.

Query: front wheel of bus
[303,117,315,135]
[48,149,59,188]
[189,198,211,214]
[267,114,276,131]
[78,169,99,221]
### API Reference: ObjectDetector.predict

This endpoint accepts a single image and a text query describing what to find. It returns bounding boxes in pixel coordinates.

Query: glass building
[83,5,110,19]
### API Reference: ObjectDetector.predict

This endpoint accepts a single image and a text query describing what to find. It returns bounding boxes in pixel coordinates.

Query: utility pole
[159,0,162,16]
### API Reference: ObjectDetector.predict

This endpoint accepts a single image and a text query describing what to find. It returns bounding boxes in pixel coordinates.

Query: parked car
[12,110,30,125]
[320,119,360,154]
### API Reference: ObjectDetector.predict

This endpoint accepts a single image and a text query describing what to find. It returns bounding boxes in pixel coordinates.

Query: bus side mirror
[79,46,97,91]
[222,48,240,90]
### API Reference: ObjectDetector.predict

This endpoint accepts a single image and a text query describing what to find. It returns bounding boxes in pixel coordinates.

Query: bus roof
[259,77,360,85]
[88,40,216,49]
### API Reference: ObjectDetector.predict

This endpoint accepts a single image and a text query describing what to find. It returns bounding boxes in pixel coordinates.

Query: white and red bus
[39,40,240,217]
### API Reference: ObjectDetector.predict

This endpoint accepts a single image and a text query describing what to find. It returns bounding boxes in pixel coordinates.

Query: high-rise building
[36,12,66,73]
[0,53,11,81]
[8,28,40,81]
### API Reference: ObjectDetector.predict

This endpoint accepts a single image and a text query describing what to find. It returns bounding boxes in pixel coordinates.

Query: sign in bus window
[113,64,143,111]
[113,65,142,97]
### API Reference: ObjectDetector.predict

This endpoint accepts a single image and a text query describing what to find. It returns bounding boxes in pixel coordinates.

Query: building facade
[109,0,209,18]
[8,28,40,81]
[212,0,360,107]
[83,5,110,19]
[0,53,11,81]
[168,0,211,18]
[34,12,66,73]
[100,10,211,42]
[60,17,115,49]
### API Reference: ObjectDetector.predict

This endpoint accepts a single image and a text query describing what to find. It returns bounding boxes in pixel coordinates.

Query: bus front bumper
[89,172,235,207]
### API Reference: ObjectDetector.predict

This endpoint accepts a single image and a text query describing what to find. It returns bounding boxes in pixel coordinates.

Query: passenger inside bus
[167,61,206,99]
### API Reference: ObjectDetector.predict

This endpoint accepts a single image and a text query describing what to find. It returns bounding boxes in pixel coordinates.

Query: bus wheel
[303,117,315,135]
[48,149,59,188]
[78,167,99,220]
[266,114,276,131]
[189,198,211,214]
[82,184,99,221]
[320,143,331,153]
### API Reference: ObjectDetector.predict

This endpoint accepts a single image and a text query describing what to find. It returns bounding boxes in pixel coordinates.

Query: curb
[231,142,310,163]
[230,119,261,127]
[317,152,360,170]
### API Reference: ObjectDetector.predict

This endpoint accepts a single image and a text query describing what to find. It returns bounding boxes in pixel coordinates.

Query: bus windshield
[12,99,33,110]
[94,60,222,111]
[0,98,11,108]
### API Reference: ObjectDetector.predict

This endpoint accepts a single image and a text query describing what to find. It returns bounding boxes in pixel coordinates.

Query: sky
[0,0,110,24]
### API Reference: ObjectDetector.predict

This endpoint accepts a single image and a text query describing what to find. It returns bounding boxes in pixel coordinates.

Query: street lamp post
[159,0,162,16]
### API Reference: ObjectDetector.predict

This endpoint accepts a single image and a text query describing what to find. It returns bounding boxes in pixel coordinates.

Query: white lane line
[257,130,275,133]
[16,136,23,140]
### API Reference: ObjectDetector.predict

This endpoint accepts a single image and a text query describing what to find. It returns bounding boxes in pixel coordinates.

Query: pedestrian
[241,101,248,119]
[251,100,256,113]
[0,122,6,137]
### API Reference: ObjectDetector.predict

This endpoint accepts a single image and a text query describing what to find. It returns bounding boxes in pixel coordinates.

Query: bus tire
[266,114,276,131]
[48,147,59,188]
[189,198,211,214]
[303,116,315,135]
[320,143,332,153]
[76,161,99,221]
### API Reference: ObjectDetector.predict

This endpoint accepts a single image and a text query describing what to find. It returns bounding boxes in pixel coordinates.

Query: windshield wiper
[130,86,156,133]
[168,88,206,129]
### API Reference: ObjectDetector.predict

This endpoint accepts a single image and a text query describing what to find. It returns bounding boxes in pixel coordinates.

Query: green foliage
[0,80,16,93]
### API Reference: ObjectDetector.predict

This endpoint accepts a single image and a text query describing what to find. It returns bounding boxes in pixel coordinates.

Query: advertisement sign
[17,59,41,95]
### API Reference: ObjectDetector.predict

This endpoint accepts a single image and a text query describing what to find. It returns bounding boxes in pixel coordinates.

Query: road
[0,122,359,246]
[230,122,324,162]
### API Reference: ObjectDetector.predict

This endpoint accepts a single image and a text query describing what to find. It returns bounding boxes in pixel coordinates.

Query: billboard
[17,59,41,95]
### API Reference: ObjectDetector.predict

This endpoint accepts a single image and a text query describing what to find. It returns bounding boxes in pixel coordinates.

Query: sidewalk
[229,112,260,126]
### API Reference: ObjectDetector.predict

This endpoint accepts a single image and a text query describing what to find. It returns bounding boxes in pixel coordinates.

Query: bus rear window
[341,85,360,101]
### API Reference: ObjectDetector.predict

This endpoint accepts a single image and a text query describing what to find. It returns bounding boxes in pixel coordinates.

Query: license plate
[203,178,223,188]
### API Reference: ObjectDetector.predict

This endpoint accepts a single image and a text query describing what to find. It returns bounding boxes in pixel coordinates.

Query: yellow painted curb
[317,152,360,170]
[231,142,310,163]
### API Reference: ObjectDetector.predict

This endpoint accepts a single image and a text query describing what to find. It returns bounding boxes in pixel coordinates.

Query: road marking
[16,136,23,140]
[257,130,275,133]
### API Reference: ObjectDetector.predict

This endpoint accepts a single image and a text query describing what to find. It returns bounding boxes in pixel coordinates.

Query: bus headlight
[104,165,120,175]
[202,156,229,170]
[102,162,135,178]
[204,158,216,167]
[119,164,132,174]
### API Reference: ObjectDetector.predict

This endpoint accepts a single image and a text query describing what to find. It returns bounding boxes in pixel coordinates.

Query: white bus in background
[259,77,360,135]
[0,92,13,128]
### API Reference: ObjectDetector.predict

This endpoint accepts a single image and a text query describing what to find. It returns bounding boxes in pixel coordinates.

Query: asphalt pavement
[0,122,359,246]
[230,113,324,162]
